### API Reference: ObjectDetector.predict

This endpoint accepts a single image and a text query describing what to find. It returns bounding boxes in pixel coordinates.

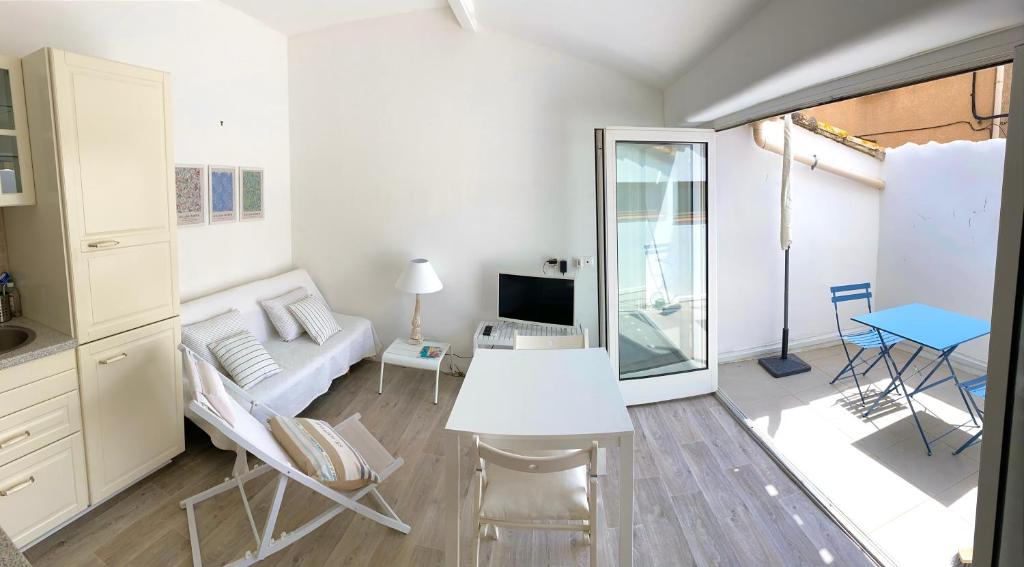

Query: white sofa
[181,268,379,448]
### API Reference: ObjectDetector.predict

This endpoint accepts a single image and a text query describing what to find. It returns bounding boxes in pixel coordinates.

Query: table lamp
[395,258,443,344]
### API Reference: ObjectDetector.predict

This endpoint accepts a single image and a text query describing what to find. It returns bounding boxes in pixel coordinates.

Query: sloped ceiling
[221,0,767,88]
[223,0,1024,125]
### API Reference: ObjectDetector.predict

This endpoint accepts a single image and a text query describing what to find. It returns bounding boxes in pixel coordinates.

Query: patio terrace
[719,344,983,567]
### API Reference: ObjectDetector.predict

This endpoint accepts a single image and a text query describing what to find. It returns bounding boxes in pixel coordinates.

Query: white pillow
[288,296,341,346]
[188,354,236,426]
[208,331,282,390]
[182,309,247,372]
[260,287,309,341]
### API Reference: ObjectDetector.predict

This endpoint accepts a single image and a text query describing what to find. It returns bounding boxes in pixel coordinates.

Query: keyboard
[474,321,582,350]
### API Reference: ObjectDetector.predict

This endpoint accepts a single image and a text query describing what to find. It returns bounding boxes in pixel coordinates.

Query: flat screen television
[498,273,575,326]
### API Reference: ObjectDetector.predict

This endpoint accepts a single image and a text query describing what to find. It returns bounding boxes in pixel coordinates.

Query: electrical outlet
[574,256,595,269]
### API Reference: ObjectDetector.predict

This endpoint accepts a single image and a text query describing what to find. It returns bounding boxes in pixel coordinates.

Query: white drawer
[0,434,88,548]
[0,369,78,418]
[0,350,76,396]
[0,391,82,466]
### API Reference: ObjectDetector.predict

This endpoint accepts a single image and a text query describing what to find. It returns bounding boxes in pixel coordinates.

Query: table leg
[434,367,440,405]
[378,361,385,395]
[445,431,461,567]
[863,345,922,418]
[618,432,634,566]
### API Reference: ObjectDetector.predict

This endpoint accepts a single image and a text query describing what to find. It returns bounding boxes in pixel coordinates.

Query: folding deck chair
[178,346,410,567]
[829,283,901,403]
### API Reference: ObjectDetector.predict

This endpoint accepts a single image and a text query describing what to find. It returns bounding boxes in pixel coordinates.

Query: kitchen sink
[0,326,35,354]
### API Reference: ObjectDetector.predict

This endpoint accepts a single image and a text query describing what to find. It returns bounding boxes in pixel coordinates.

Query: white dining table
[444,348,636,566]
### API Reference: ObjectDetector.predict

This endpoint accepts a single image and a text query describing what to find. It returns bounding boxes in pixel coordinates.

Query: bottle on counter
[6,282,19,318]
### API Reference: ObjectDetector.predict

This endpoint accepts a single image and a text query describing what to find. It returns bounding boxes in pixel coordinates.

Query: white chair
[473,436,599,567]
[512,328,589,350]
[178,346,410,567]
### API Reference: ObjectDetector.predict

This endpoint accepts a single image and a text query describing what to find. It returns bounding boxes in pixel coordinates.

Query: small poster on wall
[175,164,206,226]
[209,165,237,223]
[240,167,264,220]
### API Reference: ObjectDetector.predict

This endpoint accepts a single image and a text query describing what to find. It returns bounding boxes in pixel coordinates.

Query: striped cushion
[259,287,309,341]
[288,296,341,345]
[269,416,380,490]
[208,331,282,389]
[182,309,247,372]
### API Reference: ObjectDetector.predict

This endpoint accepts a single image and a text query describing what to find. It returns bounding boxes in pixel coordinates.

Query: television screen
[498,273,575,326]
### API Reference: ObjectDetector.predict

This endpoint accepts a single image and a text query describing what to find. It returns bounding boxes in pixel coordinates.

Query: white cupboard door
[50,50,174,242]
[73,241,176,343]
[47,49,179,341]
[78,318,183,503]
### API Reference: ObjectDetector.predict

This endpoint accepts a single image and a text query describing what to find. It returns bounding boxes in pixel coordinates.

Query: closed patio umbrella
[759,114,811,378]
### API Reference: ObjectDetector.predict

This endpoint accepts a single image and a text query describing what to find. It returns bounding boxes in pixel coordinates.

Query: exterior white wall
[289,9,663,356]
[716,121,883,360]
[876,139,1006,365]
[0,0,292,300]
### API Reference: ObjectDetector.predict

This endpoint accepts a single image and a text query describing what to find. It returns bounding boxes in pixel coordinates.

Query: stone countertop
[0,317,77,371]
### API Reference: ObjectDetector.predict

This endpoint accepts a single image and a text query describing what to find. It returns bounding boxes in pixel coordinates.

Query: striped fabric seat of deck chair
[178,345,410,567]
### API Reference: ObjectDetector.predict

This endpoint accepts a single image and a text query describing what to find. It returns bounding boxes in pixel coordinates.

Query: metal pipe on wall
[751,119,886,190]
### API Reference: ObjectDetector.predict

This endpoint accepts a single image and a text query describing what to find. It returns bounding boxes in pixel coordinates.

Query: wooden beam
[447,0,477,31]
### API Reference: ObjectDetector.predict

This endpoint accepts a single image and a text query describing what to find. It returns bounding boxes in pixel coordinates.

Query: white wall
[0,0,291,300]
[716,121,883,360]
[876,139,1006,364]
[289,9,663,356]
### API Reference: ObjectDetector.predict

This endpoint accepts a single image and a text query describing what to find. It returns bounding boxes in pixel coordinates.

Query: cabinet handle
[88,240,120,248]
[0,431,30,449]
[99,353,128,365]
[0,476,34,496]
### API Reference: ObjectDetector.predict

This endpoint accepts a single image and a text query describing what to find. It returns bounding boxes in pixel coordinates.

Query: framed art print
[209,165,237,223]
[239,167,264,220]
[175,164,206,226]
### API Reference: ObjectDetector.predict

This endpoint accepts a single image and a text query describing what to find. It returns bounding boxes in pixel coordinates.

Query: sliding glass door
[596,128,716,405]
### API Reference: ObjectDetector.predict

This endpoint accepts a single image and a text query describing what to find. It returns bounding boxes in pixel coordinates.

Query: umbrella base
[758,354,811,378]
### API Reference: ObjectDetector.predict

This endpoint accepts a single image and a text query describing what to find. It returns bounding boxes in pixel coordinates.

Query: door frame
[597,127,717,406]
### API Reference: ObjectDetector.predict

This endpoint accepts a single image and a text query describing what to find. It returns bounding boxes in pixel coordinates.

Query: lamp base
[406,337,423,345]
[757,354,811,378]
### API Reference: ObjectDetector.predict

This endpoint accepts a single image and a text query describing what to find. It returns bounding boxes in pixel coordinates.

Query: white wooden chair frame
[473,436,599,567]
[179,347,410,567]
[512,329,590,350]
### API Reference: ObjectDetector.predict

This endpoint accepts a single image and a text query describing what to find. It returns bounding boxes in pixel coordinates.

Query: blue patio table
[852,303,990,455]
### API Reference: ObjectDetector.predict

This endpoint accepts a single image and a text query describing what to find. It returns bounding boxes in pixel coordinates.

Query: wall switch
[574,256,595,269]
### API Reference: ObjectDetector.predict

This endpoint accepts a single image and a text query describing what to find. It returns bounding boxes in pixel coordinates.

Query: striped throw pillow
[259,287,309,341]
[208,331,282,390]
[269,416,380,490]
[182,309,247,372]
[287,296,341,345]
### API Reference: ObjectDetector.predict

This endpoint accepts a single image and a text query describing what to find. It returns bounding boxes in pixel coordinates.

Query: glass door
[596,128,715,405]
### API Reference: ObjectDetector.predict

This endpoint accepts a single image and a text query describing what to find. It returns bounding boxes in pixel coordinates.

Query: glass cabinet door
[0,55,35,206]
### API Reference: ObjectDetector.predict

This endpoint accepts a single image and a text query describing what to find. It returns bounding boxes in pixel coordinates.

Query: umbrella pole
[782,247,790,359]
[758,246,810,377]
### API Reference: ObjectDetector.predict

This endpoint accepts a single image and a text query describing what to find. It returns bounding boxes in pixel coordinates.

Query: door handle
[87,240,120,248]
[0,476,34,496]
[0,430,30,449]
[99,353,128,365]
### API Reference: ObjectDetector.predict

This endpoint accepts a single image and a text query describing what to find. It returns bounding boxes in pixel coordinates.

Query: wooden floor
[25,360,875,567]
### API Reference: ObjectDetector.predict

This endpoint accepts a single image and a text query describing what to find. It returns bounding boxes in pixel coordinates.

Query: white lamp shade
[395,258,443,294]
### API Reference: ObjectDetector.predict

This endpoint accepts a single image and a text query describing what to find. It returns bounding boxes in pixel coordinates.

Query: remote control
[482,325,493,336]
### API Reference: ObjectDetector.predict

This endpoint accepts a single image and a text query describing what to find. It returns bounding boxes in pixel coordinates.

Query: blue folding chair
[829,283,902,404]
[953,375,986,455]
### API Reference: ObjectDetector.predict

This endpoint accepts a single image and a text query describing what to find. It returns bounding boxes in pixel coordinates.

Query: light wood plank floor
[25,360,875,566]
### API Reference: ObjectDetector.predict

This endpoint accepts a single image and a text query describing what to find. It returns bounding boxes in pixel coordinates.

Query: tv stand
[473,321,584,352]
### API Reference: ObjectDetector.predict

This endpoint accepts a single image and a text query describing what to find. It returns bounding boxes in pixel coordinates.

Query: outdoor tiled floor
[718,344,984,567]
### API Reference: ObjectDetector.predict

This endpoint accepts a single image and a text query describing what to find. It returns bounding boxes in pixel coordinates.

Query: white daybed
[181,268,379,449]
